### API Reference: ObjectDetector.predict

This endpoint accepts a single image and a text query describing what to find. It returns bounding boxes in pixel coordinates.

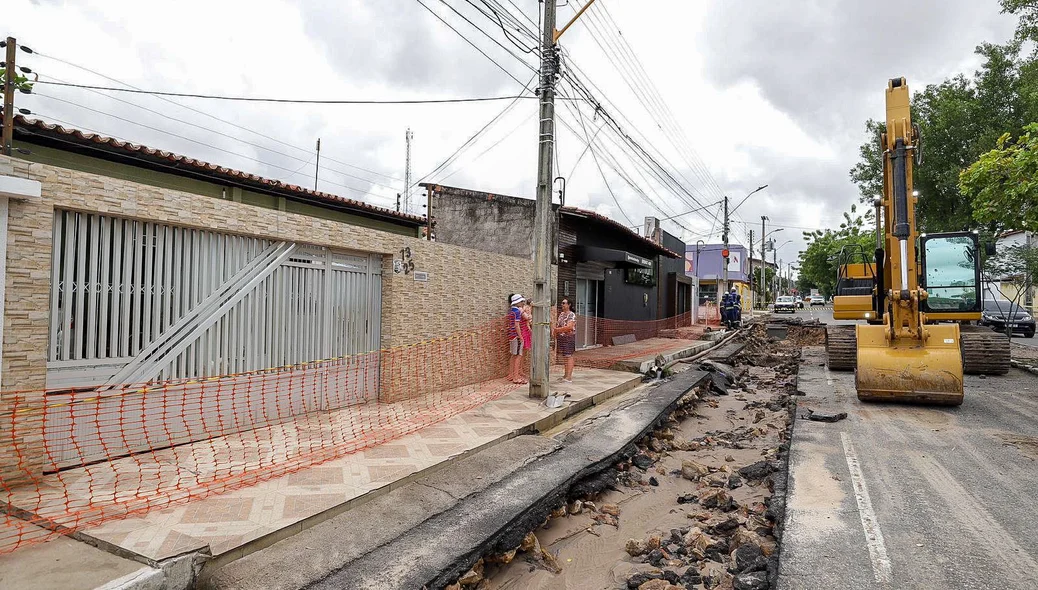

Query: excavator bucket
[855,324,964,406]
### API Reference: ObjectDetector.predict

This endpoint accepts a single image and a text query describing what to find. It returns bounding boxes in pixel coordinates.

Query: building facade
[424,183,686,348]
[0,119,537,481]
[684,243,750,305]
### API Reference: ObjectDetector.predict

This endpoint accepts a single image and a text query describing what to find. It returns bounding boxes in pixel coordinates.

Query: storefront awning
[574,246,653,268]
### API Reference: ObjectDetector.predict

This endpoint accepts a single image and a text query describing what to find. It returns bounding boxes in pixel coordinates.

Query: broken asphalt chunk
[805,408,848,423]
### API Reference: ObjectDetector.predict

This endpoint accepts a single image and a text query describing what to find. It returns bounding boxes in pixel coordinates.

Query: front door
[576,278,602,349]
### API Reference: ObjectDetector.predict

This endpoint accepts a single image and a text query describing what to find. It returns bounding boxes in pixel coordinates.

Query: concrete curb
[307,368,713,590]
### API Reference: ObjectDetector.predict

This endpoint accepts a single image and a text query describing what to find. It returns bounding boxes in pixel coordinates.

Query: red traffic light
[721,249,730,258]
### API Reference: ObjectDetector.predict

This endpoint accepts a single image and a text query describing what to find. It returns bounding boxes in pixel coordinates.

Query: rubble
[480,321,797,590]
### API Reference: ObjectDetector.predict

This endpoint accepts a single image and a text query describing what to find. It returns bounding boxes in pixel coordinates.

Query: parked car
[795,296,804,309]
[980,300,1035,338]
[774,296,797,314]
[810,296,826,306]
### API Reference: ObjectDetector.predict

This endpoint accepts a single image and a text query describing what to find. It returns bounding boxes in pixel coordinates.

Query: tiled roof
[13,115,425,226]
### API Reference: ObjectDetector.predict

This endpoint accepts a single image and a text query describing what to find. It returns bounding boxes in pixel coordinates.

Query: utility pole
[747,229,754,316]
[721,196,730,295]
[314,138,321,192]
[760,216,767,309]
[404,128,414,214]
[2,37,16,157]
[530,0,596,399]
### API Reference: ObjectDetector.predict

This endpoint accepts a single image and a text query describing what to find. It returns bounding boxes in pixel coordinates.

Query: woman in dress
[553,297,577,382]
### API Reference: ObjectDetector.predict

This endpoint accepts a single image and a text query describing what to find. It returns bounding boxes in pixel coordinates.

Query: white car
[810,296,826,306]
[774,296,797,314]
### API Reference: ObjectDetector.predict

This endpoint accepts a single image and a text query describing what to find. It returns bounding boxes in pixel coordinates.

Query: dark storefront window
[625,267,655,287]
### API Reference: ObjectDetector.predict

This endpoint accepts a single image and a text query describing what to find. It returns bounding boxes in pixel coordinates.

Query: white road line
[841,432,893,586]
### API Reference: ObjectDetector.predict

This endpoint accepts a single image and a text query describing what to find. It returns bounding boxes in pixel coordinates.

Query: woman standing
[553,297,577,382]
[520,300,533,377]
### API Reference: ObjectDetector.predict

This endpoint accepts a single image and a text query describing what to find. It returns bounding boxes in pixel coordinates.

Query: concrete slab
[0,528,146,590]
[574,338,712,373]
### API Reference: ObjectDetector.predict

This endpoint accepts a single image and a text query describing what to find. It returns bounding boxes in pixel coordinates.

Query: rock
[632,453,654,470]
[658,428,676,441]
[752,409,766,423]
[649,437,667,453]
[730,543,767,574]
[707,516,741,535]
[626,538,650,557]
[666,542,683,556]
[680,569,704,587]
[647,549,665,566]
[485,549,516,564]
[626,571,664,589]
[520,532,541,553]
[730,529,765,554]
[686,509,711,521]
[732,571,769,590]
[601,503,621,516]
[662,569,681,585]
[445,584,462,590]
[647,534,663,550]
[637,580,673,590]
[682,527,713,559]
[568,500,584,515]
[704,472,730,487]
[725,454,736,462]
[738,461,775,481]
[551,505,567,519]
[677,493,698,504]
[458,559,484,585]
[698,488,732,509]
[584,501,597,512]
[727,475,744,490]
[649,476,659,486]
[681,459,711,480]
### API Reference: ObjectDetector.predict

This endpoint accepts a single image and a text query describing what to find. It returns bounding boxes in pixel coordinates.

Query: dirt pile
[469,327,799,590]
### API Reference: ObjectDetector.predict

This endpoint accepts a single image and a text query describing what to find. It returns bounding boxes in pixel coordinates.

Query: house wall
[0,156,535,480]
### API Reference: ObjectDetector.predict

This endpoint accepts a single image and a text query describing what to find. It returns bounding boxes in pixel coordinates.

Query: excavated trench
[442,323,803,590]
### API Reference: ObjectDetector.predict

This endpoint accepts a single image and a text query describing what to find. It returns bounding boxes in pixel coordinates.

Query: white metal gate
[44,210,383,466]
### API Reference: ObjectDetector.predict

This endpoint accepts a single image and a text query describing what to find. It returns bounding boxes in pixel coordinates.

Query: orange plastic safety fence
[0,311,701,554]
[0,316,521,554]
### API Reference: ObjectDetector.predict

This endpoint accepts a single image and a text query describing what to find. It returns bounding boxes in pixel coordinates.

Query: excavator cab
[918,232,982,318]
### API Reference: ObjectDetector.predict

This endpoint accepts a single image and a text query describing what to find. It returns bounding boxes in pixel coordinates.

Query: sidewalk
[0,365,642,587]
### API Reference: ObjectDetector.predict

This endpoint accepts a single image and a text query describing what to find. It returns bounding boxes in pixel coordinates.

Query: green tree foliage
[849,29,1038,233]
[0,68,34,94]
[959,124,1038,231]
[797,205,875,298]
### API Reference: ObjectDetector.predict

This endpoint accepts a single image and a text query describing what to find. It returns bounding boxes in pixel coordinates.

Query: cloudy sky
[7,0,1017,269]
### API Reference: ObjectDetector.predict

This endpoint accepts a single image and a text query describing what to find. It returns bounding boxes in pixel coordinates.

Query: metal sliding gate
[44,209,383,467]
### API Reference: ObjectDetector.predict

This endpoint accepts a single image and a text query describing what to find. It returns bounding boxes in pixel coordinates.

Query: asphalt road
[780,308,1038,590]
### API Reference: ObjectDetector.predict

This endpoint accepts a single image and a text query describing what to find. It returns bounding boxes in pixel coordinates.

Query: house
[0,117,536,482]
[992,230,1036,310]
[423,183,690,348]
[685,243,753,307]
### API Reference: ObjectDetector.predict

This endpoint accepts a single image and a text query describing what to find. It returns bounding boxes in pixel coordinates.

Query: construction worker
[730,288,742,327]
[720,290,731,326]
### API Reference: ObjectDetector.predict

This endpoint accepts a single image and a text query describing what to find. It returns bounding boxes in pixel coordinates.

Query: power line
[31,49,404,181]
[414,0,531,88]
[32,80,530,104]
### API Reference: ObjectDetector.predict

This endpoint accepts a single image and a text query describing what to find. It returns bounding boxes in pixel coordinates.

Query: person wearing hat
[508,294,527,384]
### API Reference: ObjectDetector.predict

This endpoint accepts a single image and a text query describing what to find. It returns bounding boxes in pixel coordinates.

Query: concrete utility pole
[314,138,321,192]
[747,229,754,317]
[721,196,730,295]
[530,0,596,399]
[760,216,767,308]
[2,37,17,157]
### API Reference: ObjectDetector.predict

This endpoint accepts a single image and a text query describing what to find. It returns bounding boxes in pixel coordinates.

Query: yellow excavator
[826,78,1010,405]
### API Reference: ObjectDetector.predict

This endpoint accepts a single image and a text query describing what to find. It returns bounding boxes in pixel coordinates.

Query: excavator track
[959,325,1010,375]
[825,325,857,371]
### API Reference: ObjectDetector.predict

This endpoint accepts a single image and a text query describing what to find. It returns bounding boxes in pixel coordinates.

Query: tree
[849,35,1034,233]
[984,241,1038,335]
[0,68,34,94]
[798,205,875,298]
[959,124,1038,232]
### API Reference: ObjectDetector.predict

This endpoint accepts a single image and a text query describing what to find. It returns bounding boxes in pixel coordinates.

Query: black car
[980,300,1035,338]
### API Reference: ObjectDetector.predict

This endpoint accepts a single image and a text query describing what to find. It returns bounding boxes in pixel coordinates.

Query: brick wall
[0,156,539,479]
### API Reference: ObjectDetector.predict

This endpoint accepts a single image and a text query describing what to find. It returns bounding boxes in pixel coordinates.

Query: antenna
[404,128,414,214]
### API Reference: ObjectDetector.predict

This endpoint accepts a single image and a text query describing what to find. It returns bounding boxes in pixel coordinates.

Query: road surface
[779,307,1038,590]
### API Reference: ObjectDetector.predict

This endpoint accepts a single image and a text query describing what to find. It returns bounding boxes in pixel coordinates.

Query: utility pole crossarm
[553,0,598,43]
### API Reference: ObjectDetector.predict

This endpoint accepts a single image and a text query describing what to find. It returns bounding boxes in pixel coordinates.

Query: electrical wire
[32,80,530,104]
[31,49,403,181]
